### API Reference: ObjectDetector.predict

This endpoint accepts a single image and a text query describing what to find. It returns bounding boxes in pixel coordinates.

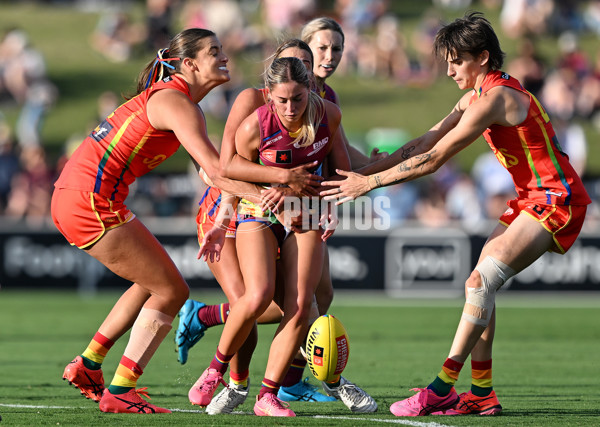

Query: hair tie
[144,49,180,89]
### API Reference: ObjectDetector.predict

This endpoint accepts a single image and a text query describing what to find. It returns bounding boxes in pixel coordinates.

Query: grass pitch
[0,290,599,426]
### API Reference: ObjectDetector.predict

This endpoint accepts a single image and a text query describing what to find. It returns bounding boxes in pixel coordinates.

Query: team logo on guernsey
[308,137,329,156]
[90,119,113,142]
[501,72,510,80]
[162,76,173,83]
[263,149,292,164]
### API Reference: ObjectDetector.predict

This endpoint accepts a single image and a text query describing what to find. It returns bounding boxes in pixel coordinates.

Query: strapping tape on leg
[462,256,516,327]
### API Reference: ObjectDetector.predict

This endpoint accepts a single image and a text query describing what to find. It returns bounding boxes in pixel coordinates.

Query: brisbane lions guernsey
[55,75,190,202]
[320,83,337,104]
[256,103,332,172]
[471,70,590,206]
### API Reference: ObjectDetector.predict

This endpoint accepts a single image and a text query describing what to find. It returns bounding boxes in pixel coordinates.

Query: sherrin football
[305,314,350,382]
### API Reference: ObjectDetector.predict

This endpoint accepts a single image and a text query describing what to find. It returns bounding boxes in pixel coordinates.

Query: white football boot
[205,380,249,414]
[322,376,378,413]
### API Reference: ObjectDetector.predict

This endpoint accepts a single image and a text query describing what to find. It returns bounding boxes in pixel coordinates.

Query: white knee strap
[462,256,516,327]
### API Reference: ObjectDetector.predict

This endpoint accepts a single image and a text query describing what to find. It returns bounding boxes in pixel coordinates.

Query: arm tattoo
[400,145,415,160]
[394,149,437,181]
[374,175,383,187]
[413,152,433,169]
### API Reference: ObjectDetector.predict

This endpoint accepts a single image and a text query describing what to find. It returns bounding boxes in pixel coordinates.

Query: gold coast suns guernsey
[256,103,332,171]
[472,71,590,206]
[55,75,190,202]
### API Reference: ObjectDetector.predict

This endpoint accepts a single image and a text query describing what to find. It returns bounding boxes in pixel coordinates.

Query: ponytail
[134,48,180,95]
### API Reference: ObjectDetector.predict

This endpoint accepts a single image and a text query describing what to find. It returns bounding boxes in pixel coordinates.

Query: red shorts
[196,187,237,246]
[51,188,135,249]
[499,198,587,254]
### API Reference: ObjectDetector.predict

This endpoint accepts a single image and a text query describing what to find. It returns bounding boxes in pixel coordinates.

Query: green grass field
[1,290,599,426]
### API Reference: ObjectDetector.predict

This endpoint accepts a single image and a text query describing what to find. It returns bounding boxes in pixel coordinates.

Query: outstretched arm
[321,91,502,203]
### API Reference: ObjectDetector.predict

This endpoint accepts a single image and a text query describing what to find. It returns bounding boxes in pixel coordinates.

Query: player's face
[193,36,230,86]
[307,30,344,80]
[269,81,309,130]
[446,51,483,90]
[279,47,313,72]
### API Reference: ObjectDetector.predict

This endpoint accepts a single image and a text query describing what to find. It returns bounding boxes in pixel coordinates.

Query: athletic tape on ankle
[123,307,173,368]
[462,256,516,327]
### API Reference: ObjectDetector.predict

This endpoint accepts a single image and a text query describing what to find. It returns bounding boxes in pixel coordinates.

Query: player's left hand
[197,226,226,263]
[320,169,371,204]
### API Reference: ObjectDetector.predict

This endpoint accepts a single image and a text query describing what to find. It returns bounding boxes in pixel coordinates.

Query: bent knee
[242,293,274,319]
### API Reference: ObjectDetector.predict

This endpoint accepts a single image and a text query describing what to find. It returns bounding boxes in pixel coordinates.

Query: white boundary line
[0,403,454,425]
[313,415,451,426]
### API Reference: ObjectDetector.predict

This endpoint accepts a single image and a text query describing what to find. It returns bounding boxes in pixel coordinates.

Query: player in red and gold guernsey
[52,28,266,414]
[322,12,591,416]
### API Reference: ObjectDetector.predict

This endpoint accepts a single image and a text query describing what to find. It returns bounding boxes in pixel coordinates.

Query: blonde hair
[265,57,324,148]
[300,17,345,48]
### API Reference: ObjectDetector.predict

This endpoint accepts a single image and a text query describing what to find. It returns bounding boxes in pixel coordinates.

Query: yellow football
[305,314,350,382]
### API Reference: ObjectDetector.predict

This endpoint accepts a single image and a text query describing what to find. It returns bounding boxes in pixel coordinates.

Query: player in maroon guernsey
[188,56,350,417]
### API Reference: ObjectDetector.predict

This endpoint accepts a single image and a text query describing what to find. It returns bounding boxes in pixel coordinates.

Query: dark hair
[433,11,505,70]
[272,38,314,68]
[265,57,324,148]
[134,28,216,94]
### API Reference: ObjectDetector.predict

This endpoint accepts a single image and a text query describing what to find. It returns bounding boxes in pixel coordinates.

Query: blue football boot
[278,378,336,402]
[175,299,207,364]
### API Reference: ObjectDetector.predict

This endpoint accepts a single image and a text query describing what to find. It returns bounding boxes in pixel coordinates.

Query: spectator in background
[0,27,58,149]
[373,14,411,83]
[411,9,444,85]
[506,37,546,97]
[146,0,176,52]
[0,28,44,105]
[445,172,484,230]
[261,0,316,39]
[583,0,600,36]
[0,114,19,214]
[6,146,54,225]
[90,10,146,63]
[180,0,250,55]
[552,117,588,178]
[471,152,516,220]
[500,0,554,38]
[577,47,600,120]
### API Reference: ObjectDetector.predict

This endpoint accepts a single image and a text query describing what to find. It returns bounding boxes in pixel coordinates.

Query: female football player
[322,12,591,417]
[187,56,350,417]
[54,28,265,414]
[178,38,377,413]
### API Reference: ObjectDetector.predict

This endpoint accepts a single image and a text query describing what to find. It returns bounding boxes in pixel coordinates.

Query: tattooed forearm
[395,149,437,177]
[413,151,434,169]
[400,145,416,160]
[397,162,411,172]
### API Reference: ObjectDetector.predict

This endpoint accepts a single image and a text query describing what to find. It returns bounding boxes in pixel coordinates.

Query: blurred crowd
[1,0,600,231]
